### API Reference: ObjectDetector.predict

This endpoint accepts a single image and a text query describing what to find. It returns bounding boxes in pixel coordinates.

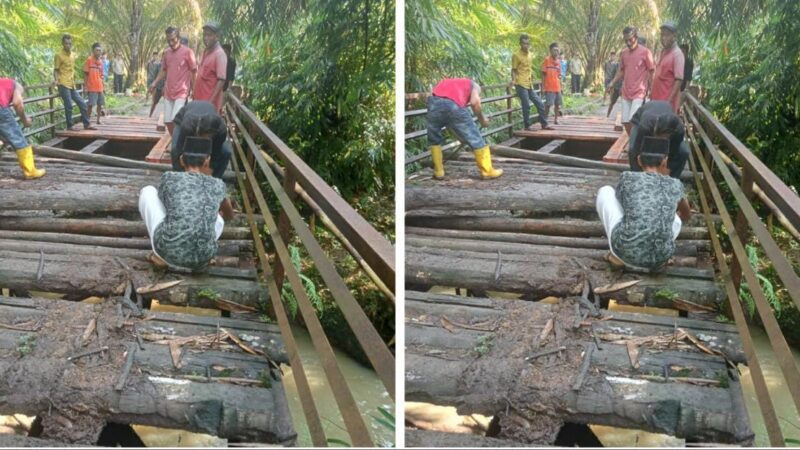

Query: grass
[474,334,494,356]
[16,333,36,357]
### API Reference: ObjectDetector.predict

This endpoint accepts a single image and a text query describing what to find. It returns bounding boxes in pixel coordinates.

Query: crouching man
[596,136,691,271]
[138,138,235,271]
[0,78,45,179]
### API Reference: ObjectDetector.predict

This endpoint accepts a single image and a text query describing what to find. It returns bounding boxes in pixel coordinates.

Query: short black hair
[92,42,102,50]
[653,113,682,137]
[181,152,210,168]
[180,37,189,45]
[623,26,637,36]
[222,44,232,52]
[520,33,529,41]
[549,42,558,50]
[165,26,178,35]
[638,37,647,46]
[610,51,616,55]
[152,51,159,55]
[639,152,667,168]
[62,34,72,43]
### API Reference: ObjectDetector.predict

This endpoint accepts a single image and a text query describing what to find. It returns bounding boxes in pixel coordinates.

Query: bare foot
[147,251,168,268]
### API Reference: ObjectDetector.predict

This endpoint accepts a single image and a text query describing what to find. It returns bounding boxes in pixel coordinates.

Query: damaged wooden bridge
[0,86,395,446]
[405,85,800,447]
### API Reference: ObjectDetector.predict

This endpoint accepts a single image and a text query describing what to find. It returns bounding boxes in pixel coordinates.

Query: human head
[623,26,638,49]
[180,37,188,46]
[151,51,159,60]
[180,143,212,170]
[165,26,180,50]
[92,43,103,58]
[660,21,677,49]
[652,112,682,138]
[62,34,72,52]
[203,22,220,48]
[638,136,669,170]
[519,34,530,52]
[549,42,559,59]
[638,37,647,47]
[609,51,616,60]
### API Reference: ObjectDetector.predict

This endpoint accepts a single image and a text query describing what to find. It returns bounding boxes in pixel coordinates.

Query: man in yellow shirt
[512,34,552,130]
[54,34,94,130]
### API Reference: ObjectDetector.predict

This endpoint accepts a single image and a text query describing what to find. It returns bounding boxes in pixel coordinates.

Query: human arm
[11,83,32,127]
[667,50,685,105]
[149,55,167,94]
[511,53,518,85]
[219,198,235,221]
[187,50,198,99]
[209,52,227,107]
[677,197,691,222]
[469,86,489,128]
[644,50,655,99]
[53,54,60,85]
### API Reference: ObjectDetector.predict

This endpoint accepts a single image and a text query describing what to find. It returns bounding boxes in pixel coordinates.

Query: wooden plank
[614,111,623,131]
[79,139,109,154]
[156,111,165,131]
[145,132,172,164]
[603,130,629,164]
[513,129,621,142]
[537,139,566,154]
[40,136,70,147]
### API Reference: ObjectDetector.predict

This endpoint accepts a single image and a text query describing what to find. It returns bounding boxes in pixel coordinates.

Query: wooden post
[48,84,56,138]
[506,83,513,138]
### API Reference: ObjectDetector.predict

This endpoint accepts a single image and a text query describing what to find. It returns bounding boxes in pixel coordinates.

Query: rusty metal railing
[683,92,800,446]
[223,92,395,447]
[405,81,541,165]
[19,82,83,141]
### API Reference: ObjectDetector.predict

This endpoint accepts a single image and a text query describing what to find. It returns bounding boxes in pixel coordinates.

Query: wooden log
[0,296,295,444]
[33,145,235,180]
[405,292,752,445]
[405,248,724,308]
[406,429,528,448]
[0,180,141,212]
[0,216,253,240]
[406,182,597,212]
[0,251,268,308]
[0,435,94,447]
[406,230,707,259]
[0,230,254,251]
[405,216,710,240]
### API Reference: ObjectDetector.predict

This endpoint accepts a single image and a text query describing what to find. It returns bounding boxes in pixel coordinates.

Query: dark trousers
[628,125,690,178]
[571,74,582,94]
[57,85,90,128]
[171,125,232,179]
[514,85,548,129]
[114,74,123,93]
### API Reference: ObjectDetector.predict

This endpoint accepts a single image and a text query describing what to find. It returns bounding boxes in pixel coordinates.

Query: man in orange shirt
[83,43,106,125]
[541,42,563,125]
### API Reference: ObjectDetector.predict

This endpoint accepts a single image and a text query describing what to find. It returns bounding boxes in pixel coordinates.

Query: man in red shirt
[426,78,502,180]
[541,42,563,125]
[193,22,227,112]
[83,43,106,125]
[605,26,654,134]
[149,26,197,134]
[650,22,685,113]
[0,78,45,178]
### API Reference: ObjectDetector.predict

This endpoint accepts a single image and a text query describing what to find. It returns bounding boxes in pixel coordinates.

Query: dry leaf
[136,279,184,294]
[81,318,96,346]
[626,341,640,369]
[222,328,265,356]
[440,317,456,333]
[168,340,183,369]
[215,298,257,313]
[594,280,641,295]
[539,318,554,347]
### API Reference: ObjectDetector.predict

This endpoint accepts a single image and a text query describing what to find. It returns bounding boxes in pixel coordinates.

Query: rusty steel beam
[685,93,800,228]
[227,93,395,294]
[685,122,785,446]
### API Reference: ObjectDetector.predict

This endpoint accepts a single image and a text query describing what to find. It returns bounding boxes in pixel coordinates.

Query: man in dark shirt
[170,100,232,179]
[222,44,236,91]
[627,100,690,178]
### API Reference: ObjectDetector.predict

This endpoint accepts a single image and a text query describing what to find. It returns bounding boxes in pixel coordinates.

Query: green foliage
[669,0,800,190]
[210,0,395,200]
[654,288,677,301]
[714,370,730,389]
[197,288,221,302]
[17,333,37,357]
[257,370,273,389]
[372,406,396,432]
[474,334,494,356]
[738,244,781,319]
[326,438,352,447]
[280,244,323,319]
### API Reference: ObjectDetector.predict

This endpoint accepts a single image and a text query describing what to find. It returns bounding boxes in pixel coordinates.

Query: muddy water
[282,326,395,448]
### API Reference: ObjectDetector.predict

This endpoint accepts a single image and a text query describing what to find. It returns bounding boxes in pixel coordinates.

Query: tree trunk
[405,291,753,445]
[126,0,143,90]
[582,0,600,90]
[406,429,528,448]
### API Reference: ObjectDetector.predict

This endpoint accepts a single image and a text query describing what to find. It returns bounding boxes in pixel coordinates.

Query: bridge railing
[18,82,84,142]
[224,91,395,447]
[683,92,800,446]
[404,81,541,166]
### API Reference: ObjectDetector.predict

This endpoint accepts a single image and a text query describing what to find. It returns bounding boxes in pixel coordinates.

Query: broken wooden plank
[79,139,109,154]
[537,139,567,154]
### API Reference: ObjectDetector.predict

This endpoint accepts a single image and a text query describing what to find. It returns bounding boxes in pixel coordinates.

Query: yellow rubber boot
[16,146,46,179]
[473,145,503,179]
[430,145,445,179]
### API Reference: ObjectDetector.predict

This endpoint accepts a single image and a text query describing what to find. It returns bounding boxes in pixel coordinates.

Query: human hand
[23,117,32,128]
[480,117,490,128]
